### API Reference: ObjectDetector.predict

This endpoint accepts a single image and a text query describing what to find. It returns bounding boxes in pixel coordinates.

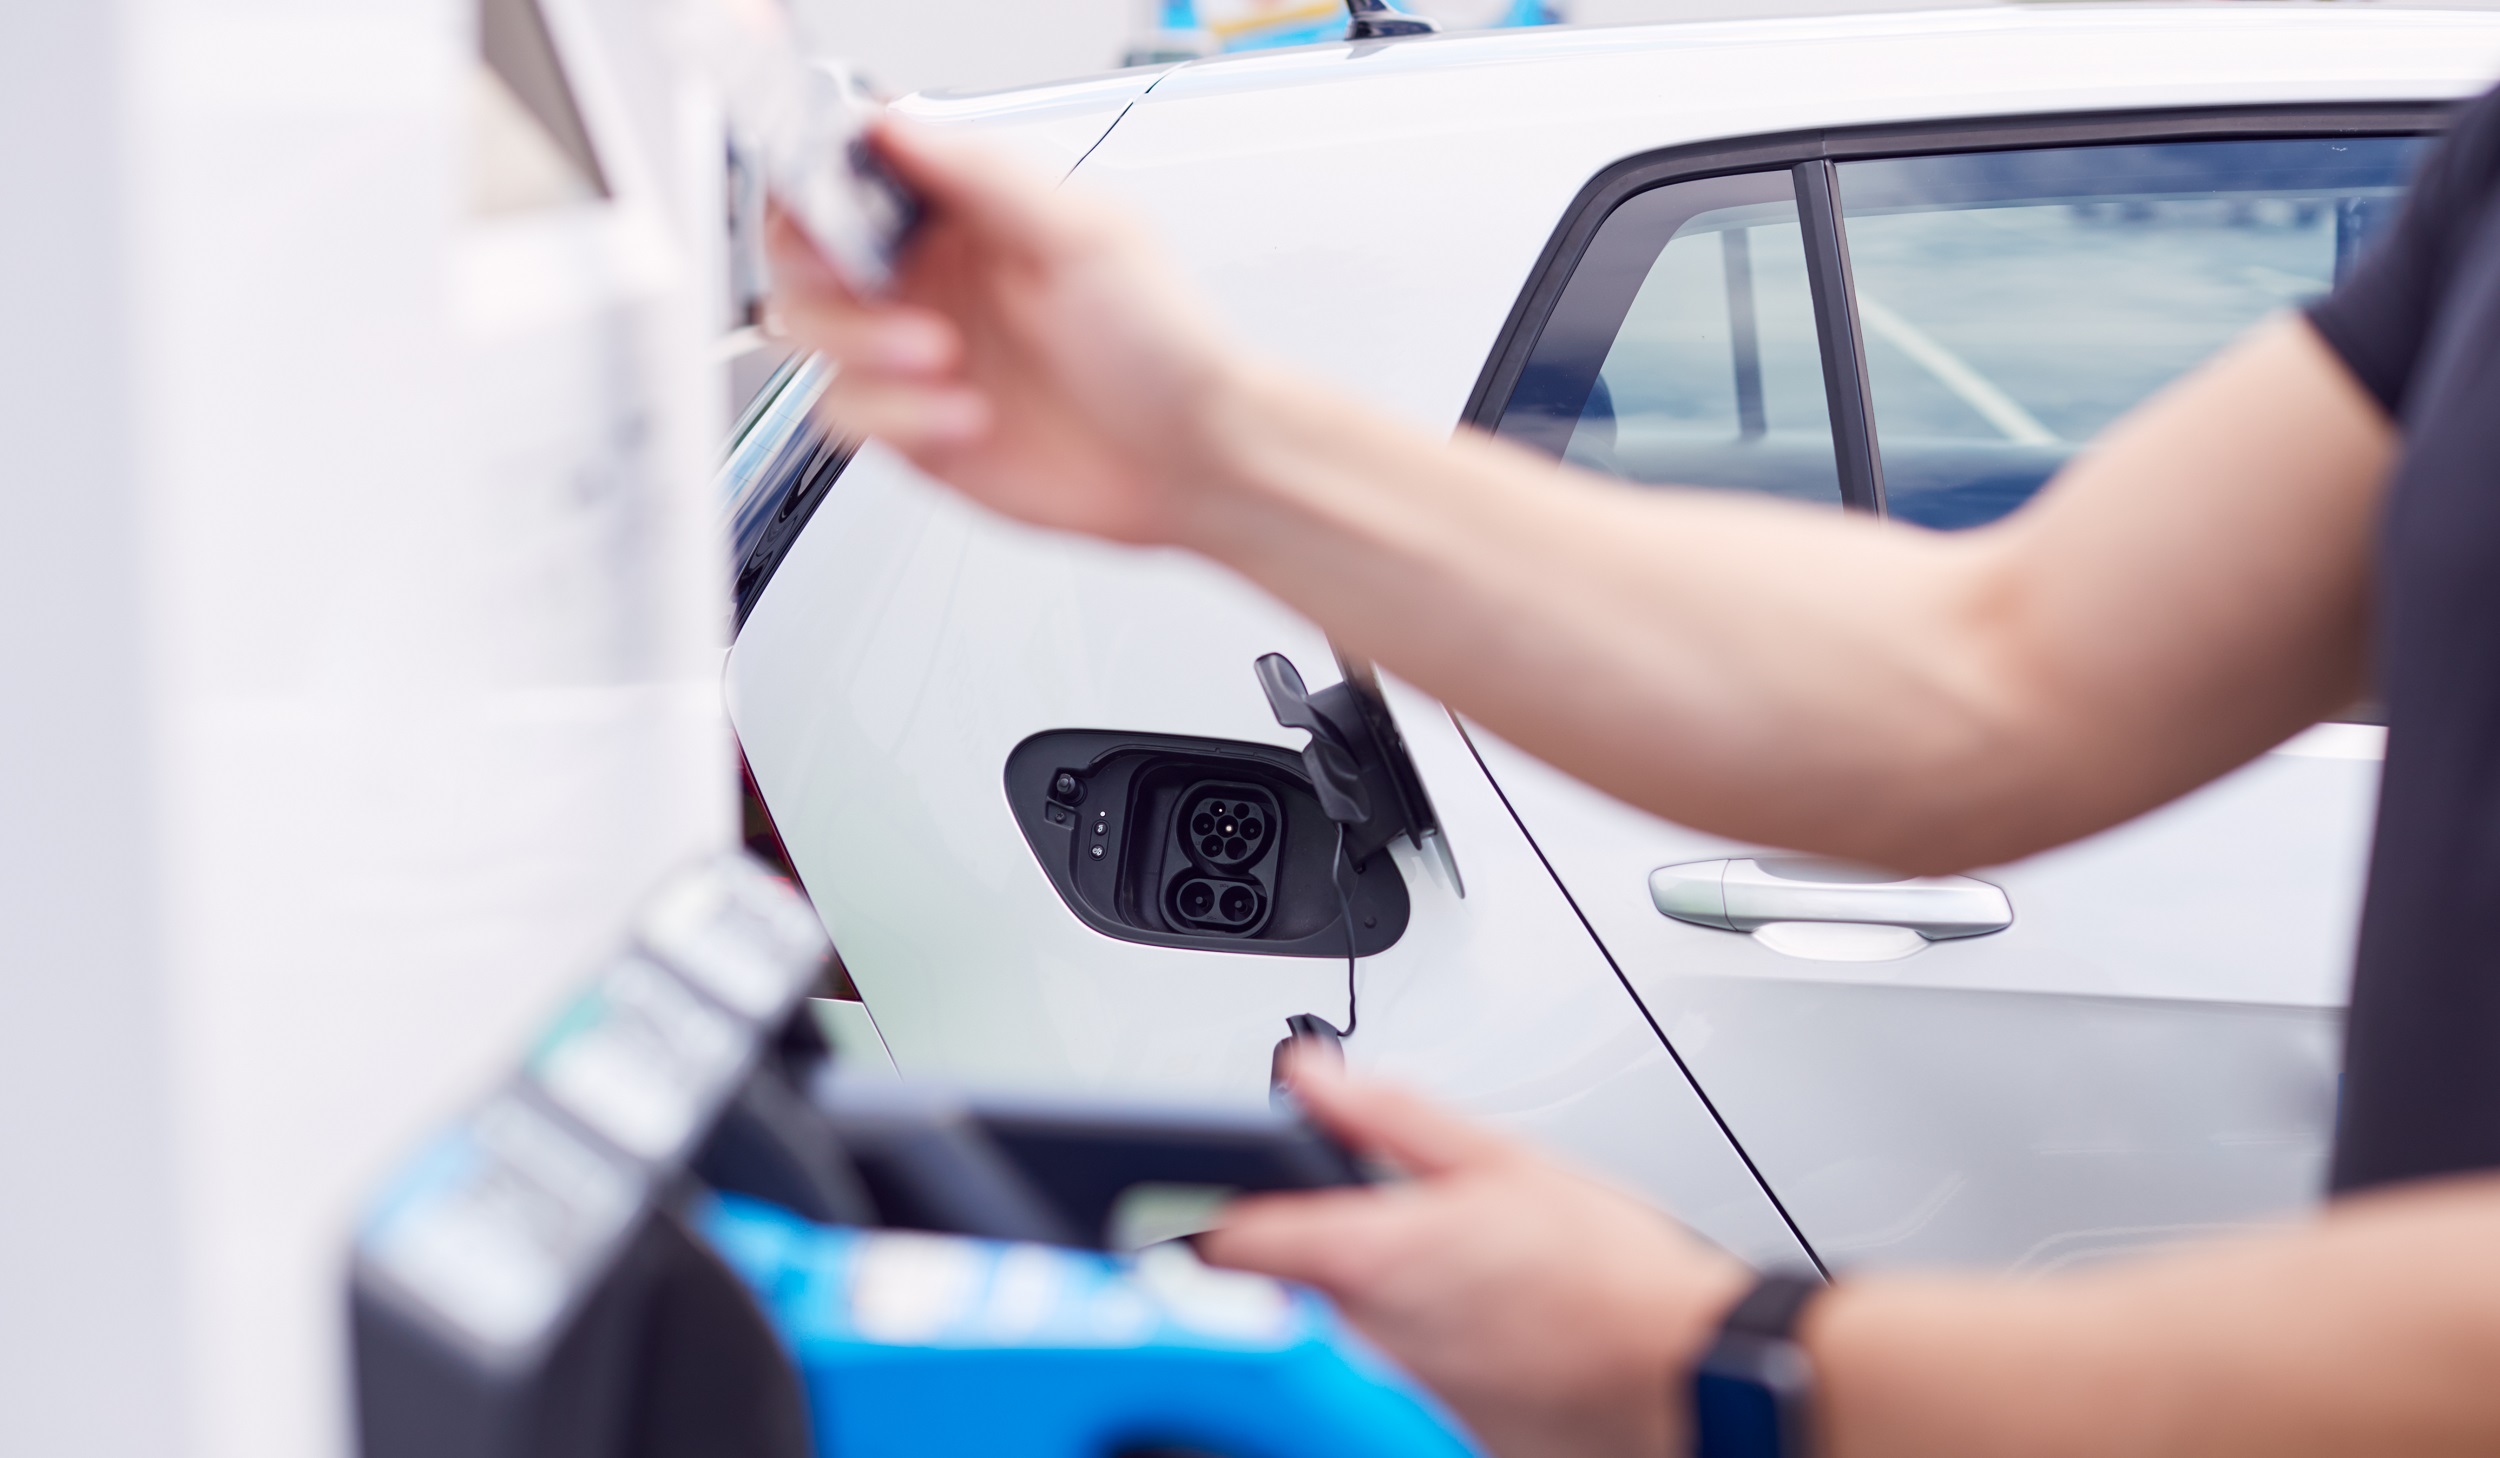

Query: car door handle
[1649,858,2011,940]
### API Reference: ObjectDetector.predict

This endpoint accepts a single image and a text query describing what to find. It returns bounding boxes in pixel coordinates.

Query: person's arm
[772,124,2395,872]
[1813,1192,2500,1458]
[1199,1059,2500,1458]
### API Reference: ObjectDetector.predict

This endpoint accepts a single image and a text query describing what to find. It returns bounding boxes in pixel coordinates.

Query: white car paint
[733,7,2500,1271]
[729,460,1813,1264]
[893,67,1168,176]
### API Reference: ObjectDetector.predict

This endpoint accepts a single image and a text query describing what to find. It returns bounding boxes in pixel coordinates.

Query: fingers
[765,209,964,371]
[815,374,990,451]
[1198,1061,1522,1292]
[766,196,977,450]
[763,205,852,298]
[1286,1054,1516,1179]
[1197,1185,1418,1290]
[774,290,961,377]
[780,307,983,450]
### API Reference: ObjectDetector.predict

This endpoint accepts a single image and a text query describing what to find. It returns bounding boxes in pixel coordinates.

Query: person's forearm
[1178,365,2028,868]
[1806,1177,2500,1458]
[1169,318,2388,871]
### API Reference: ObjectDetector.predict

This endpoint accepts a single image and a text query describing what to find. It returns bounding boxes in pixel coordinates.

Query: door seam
[1448,710,1828,1277]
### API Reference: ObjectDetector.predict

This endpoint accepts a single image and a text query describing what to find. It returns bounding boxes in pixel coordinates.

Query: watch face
[1694,1337,1813,1458]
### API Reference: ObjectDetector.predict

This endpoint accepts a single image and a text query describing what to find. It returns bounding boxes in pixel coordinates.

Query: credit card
[684,0,923,293]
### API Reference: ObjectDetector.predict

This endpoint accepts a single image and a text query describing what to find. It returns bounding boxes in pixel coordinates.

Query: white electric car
[722,6,2500,1275]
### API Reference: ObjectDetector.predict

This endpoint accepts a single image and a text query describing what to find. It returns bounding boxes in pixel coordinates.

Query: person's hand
[764,121,1249,546]
[1199,1055,1754,1458]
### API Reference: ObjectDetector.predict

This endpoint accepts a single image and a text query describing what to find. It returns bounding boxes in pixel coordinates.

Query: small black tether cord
[1331,820,1359,1037]
[1275,822,1364,1101]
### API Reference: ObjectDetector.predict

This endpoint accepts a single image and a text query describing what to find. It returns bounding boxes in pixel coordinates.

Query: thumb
[1288,1056,1514,1180]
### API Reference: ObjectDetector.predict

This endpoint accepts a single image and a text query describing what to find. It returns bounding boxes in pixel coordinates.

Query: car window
[1495,170,1844,508]
[1837,137,2426,530]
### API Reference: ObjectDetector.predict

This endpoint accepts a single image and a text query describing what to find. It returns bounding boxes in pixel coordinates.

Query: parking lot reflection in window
[1837,137,2425,530]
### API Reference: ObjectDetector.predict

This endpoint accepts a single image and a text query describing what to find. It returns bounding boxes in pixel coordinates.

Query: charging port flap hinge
[1254,652,1443,872]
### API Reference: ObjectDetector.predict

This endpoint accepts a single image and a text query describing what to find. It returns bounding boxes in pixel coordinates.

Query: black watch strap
[1720,1271,1823,1342]
[1690,1270,1824,1458]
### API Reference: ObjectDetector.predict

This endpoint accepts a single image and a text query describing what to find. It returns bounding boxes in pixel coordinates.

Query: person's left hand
[1198,1056,1753,1458]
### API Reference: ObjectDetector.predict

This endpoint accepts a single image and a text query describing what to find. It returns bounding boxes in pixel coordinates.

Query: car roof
[1150,5,2500,109]
[928,7,2500,128]
[1037,4,2500,429]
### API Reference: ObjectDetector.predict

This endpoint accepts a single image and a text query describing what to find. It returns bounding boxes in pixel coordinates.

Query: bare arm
[1199,1061,2500,1458]
[777,124,2395,871]
[1814,1186,2500,1458]
[1184,320,2391,870]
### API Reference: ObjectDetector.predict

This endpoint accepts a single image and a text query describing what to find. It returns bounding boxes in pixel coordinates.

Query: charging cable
[1274,823,1363,1100]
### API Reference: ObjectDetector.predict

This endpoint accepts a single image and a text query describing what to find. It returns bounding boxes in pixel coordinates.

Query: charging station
[345,854,1477,1458]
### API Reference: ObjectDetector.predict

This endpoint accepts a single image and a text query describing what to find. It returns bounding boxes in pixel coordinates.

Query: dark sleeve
[2308,85,2500,417]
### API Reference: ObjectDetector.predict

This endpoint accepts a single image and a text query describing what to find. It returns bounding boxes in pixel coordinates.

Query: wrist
[1655,1257,1758,1457]
[1161,355,1315,559]
[1685,1267,1828,1458]
[1665,1259,1759,1378]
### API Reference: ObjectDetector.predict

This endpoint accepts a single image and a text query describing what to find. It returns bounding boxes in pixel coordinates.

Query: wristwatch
[1689,1270,1824,1458]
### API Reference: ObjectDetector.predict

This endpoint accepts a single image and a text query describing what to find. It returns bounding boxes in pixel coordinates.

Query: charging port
[1004,730,1407,958]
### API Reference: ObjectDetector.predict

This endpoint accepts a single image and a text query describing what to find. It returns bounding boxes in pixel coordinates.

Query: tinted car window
[1838,137,2425,529]
[1496,170,1843,507]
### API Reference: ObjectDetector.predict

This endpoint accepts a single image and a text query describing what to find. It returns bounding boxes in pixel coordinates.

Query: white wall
[0,2,732,1456]
[0,5,192,1457]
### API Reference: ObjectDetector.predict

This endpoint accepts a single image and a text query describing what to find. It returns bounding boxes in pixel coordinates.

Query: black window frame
[1461,102,2455,517]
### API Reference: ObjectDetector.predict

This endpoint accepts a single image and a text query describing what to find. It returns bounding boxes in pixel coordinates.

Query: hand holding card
[683,0,921,293]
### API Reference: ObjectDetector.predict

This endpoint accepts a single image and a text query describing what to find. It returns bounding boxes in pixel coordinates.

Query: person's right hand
[1199,1055,1754,1458]
[765,121,1252,547]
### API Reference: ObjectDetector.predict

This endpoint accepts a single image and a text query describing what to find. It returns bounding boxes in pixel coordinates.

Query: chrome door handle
[1649,857,2011,940]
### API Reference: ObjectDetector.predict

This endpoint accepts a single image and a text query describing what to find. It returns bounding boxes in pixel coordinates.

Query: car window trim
[1794,157,1885,513]
[1459,102,2456,515]
[733,427,858,631]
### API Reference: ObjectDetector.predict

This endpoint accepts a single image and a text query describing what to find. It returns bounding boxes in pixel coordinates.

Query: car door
[1466,110,2433,1271]
[726,424,1818,1265]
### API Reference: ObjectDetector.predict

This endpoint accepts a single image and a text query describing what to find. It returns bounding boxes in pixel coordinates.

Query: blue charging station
[346,854,1483,1458]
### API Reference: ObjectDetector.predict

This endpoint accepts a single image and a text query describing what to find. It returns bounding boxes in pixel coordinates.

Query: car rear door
[719,69,1820,1262]
[1467,110,2432,1271]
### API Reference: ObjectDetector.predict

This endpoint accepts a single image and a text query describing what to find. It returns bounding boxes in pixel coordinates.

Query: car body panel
[732,8,2500,1270]
[1478,724,2383,1012]
[1465,723,2364,1267]
[894,67,1174,176]
[728,444,1814,1264]
[1053,8,2464,1267]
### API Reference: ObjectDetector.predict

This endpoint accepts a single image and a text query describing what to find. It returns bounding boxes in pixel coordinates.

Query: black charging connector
[1271,741,1370,1101]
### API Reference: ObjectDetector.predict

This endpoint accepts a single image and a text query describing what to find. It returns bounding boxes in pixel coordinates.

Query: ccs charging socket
[1003,731,1407,958]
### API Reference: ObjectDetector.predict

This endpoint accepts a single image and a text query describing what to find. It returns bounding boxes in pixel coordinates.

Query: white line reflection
[1856,294,2061,447]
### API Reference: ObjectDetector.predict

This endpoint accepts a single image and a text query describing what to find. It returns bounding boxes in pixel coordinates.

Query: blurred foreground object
[0,0,732,1453]
[681,0,922,293]
[349,855,1467,1458]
